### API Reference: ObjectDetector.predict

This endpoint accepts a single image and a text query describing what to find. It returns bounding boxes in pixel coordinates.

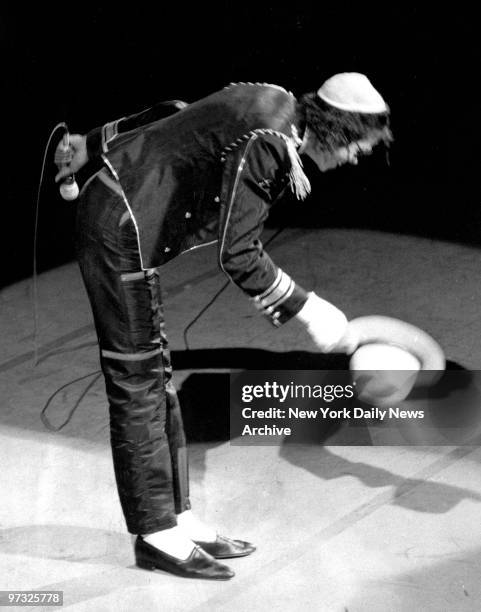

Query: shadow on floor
[279,444,481,514]
[178,354,481,515]
[175,347,349,443]
[176,353,475,445]
[6,348,481,518]
[10,347,476,450]
[172,347,350,371]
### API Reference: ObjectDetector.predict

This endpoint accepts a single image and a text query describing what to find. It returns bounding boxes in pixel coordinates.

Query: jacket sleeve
[218,133,308,327]
[85,100,188,160]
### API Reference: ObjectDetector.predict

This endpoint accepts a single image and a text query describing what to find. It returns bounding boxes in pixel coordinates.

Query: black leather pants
[75,169,190,534]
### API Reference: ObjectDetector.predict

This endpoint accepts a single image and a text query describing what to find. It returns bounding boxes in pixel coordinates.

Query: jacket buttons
[214,196,220,203]
[185,211,192,219]
[164,247,171,253]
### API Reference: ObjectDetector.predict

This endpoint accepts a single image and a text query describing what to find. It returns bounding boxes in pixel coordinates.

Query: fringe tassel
[221,126,311,200]
[284,136,311,200]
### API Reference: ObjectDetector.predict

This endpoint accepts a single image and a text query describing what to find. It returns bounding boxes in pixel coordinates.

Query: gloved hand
[54,134,88,183]
[295,292,358,354]
[332,324,360,355]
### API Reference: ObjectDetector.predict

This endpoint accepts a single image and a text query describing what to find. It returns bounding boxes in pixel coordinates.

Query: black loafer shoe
[135,537,235,580]
[194,535,256,559]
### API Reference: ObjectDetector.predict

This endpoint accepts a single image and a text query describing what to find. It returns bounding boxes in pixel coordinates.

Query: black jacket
[84,83,311,326]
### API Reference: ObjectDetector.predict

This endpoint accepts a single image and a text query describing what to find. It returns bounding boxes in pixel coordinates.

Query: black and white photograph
[1,5,480,610]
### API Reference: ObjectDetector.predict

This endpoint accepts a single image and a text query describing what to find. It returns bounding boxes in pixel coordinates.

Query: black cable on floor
[182,226,286,350]
[40,370,102,432]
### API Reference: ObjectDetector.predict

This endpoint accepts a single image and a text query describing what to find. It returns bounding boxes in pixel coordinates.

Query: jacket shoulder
[224,81,295,108]
[222,82,297,132]
[223,81,294,97]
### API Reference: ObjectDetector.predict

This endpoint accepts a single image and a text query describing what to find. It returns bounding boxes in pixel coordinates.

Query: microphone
[57,131,79,201]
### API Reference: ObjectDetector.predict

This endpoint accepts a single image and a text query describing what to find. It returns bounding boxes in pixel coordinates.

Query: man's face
[304,130,386,172]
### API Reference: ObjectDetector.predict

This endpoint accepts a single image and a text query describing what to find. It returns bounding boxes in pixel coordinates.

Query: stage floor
[2,227,481,611]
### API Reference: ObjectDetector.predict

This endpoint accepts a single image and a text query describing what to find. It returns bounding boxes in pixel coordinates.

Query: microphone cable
[34,123,103,433]
[40,370,103,432]
[33,122,69,366]
[182,225,286,349]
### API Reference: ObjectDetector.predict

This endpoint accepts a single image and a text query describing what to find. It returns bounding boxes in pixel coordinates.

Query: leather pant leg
[75,170,190,534]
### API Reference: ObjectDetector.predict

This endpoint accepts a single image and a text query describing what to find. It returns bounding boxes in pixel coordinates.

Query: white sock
[177,510,217,542]
[142,526,196,560]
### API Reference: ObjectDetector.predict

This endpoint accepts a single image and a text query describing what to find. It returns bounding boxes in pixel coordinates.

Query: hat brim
[349,315,446,372]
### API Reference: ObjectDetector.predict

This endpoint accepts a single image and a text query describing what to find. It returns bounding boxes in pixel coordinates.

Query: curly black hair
[298,93,392,153]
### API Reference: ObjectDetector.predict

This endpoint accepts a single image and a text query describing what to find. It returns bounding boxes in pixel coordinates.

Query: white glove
[295,292,352,353]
